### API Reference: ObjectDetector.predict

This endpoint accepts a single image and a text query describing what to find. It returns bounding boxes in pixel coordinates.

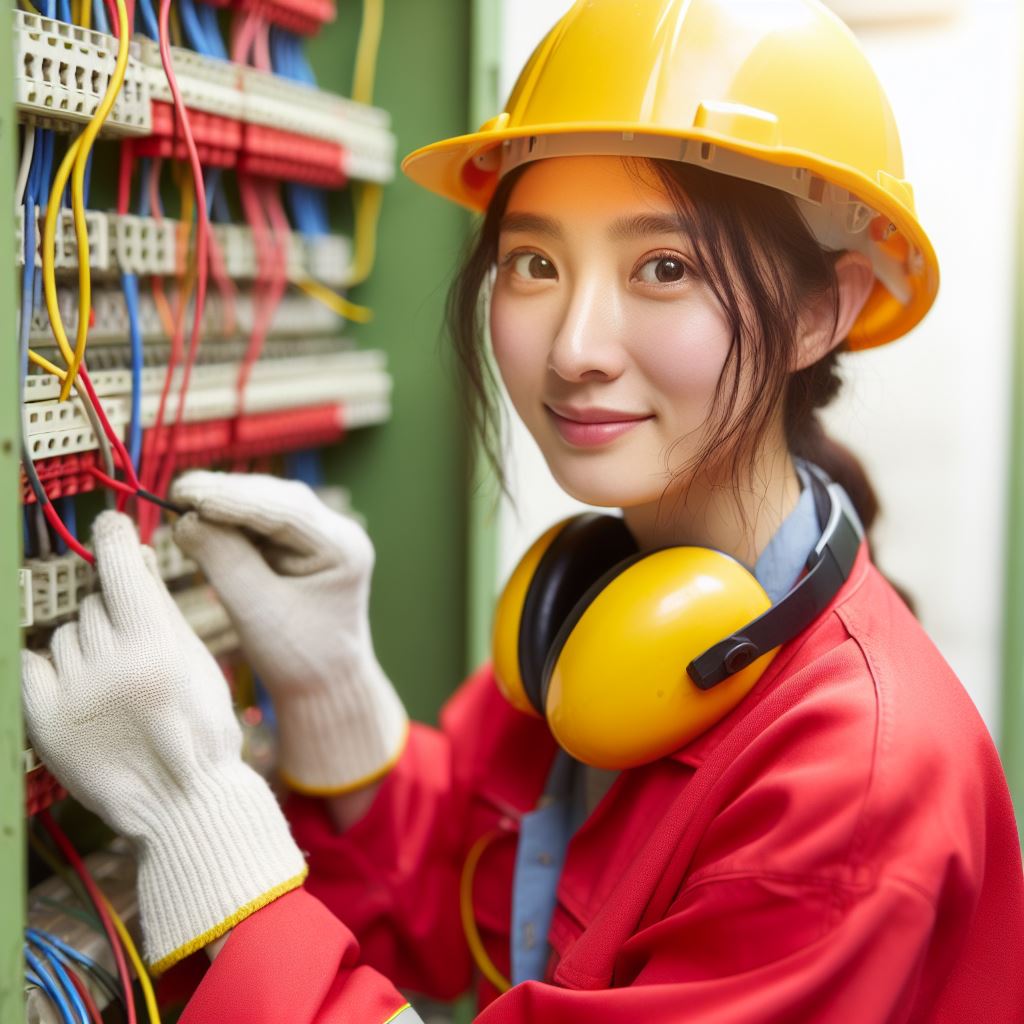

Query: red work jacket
[179,545,1024,1022]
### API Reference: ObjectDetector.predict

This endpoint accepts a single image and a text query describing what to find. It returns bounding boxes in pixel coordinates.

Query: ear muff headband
[686,479,863,689]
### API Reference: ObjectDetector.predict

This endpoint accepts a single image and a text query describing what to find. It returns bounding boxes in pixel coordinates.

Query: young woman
[22,1,1024,1021]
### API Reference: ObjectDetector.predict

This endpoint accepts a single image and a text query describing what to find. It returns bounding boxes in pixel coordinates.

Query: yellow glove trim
[148,866,309,976]
[279,719,410,798]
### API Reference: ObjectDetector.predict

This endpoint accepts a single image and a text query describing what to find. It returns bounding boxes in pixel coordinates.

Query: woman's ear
[793,251,875,371]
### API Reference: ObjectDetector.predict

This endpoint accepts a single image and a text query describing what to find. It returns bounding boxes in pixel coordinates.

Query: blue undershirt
[509,460,823,984]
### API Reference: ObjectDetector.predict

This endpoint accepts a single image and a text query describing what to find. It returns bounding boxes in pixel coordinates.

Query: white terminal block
[24,555,94,625]
[149,524,197,582]
[19,568,34,629]
[240,67,396,184]
[15,205,111,272]
[303,235,352,288]
[134,37,245,122]
[25,529,193,630]
[13,9,151,135]
[22,395,129,460]
[111,213,181,276]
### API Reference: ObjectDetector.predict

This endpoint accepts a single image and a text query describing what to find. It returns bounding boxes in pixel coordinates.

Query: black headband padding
[518,514,638,714]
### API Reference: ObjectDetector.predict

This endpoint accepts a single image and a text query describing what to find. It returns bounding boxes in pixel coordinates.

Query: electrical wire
[38,812,137,1024]
[16,124,36,207]
[67,969,103,1024]
[24,952,78,1024]
[26,937,90,1024]
[351,0,383,106]
[153,0,211,503]
[460,829,512,993]
[103,897,162,1024]
[27,918,123,1008]
[37,0,130,402]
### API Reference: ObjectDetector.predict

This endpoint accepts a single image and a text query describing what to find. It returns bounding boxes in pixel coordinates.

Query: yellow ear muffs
[541,547,776,770]
[491,515,637,716]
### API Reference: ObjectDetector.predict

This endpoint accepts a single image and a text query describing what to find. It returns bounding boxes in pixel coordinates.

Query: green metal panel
[1001,20,1024,836]
[0,8,26,1015]
[308,0,475,725]
[465,0,502,674]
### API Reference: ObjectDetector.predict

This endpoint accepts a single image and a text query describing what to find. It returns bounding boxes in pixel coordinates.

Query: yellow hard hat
[402,0,939,349]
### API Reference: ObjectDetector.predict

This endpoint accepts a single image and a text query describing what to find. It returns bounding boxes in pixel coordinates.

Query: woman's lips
[546,407,654,448]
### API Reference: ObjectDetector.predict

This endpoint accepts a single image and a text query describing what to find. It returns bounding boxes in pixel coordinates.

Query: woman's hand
[170,471,408,795]
[22,512,307,972]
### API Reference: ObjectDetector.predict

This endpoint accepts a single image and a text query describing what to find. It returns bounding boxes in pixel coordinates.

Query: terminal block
[12,9,151,135]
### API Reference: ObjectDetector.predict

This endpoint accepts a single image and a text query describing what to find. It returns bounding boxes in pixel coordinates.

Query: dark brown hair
[447,157,883,540]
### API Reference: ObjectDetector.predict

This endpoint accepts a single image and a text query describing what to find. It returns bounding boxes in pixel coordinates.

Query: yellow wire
[44,0,130,403]
[103,896,162,1024]
[28,349,69,381]
[294,277,373,323]
[19,0,40,12]
[79,0,91,30]
[348,182,383,288]
[352,0,383,106]
[459,830,511,994]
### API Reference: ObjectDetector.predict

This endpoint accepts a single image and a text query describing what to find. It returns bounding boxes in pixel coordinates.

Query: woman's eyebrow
[499,212,563,238]
[609,213,689,241]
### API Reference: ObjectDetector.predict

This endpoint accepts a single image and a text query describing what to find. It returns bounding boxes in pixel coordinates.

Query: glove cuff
[134,761,307,974]
[276,657,409,795]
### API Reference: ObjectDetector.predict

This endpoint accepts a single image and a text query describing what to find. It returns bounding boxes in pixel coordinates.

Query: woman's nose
[547,278,626,383]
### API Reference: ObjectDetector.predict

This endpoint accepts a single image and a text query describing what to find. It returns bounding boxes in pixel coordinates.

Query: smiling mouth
[545,407,654,448]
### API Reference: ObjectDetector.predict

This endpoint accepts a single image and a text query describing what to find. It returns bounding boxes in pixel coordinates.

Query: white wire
[16,124,35,208]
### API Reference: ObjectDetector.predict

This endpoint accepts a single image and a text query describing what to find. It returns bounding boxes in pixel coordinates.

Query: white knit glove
[170,470,408,795]
[21,513,307,974]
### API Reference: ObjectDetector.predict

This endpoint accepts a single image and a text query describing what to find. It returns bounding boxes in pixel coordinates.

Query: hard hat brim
[402,121,939,350]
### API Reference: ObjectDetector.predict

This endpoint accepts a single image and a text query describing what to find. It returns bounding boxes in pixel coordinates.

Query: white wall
[493,0,1021,737]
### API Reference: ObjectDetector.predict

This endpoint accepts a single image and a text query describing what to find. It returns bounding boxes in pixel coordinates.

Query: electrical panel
[13,0,395,1016]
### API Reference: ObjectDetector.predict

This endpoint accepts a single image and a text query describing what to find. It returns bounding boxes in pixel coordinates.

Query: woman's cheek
[631,301,732,415]
[490,288,550,406]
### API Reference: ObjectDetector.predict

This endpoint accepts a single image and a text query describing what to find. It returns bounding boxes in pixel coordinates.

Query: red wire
[117,141,134,217]
[67,967,104,1024]
[40,497,94,565]
[38,811,137,1024]
[152,0,211,514]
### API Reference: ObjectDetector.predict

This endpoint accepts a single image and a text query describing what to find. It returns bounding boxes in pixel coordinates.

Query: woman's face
[490,155,737,510]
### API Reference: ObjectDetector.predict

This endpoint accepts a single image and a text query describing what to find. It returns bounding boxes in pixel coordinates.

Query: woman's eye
[510,253,558,280]
[635,255,688,285]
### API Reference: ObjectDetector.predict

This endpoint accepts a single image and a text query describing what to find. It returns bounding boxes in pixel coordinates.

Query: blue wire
[25,928,121,1007]
[179,0,209,55]
[137,158,152,217]
[136,0,159,40]
[205,167,221,218]
[122,273,144,468]
[25,969,75,1024]
[33,130,55,311]
[197,2,227,60]
[26,939,89,1024]
[24,948,80,1024]
[83,151,93,209]
[56,0,71,22]
[91,0,110,33]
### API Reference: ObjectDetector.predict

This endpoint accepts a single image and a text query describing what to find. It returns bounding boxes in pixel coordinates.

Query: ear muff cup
[519,515,638,714]
[541,547,776,770]
[491,514,636,715]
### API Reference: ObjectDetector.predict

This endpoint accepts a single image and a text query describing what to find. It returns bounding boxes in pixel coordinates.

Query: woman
[23,1,1024,1021]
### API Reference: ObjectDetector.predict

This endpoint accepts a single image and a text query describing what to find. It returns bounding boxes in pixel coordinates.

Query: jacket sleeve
[177,887,424,1024]
[282,663,555,1003]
